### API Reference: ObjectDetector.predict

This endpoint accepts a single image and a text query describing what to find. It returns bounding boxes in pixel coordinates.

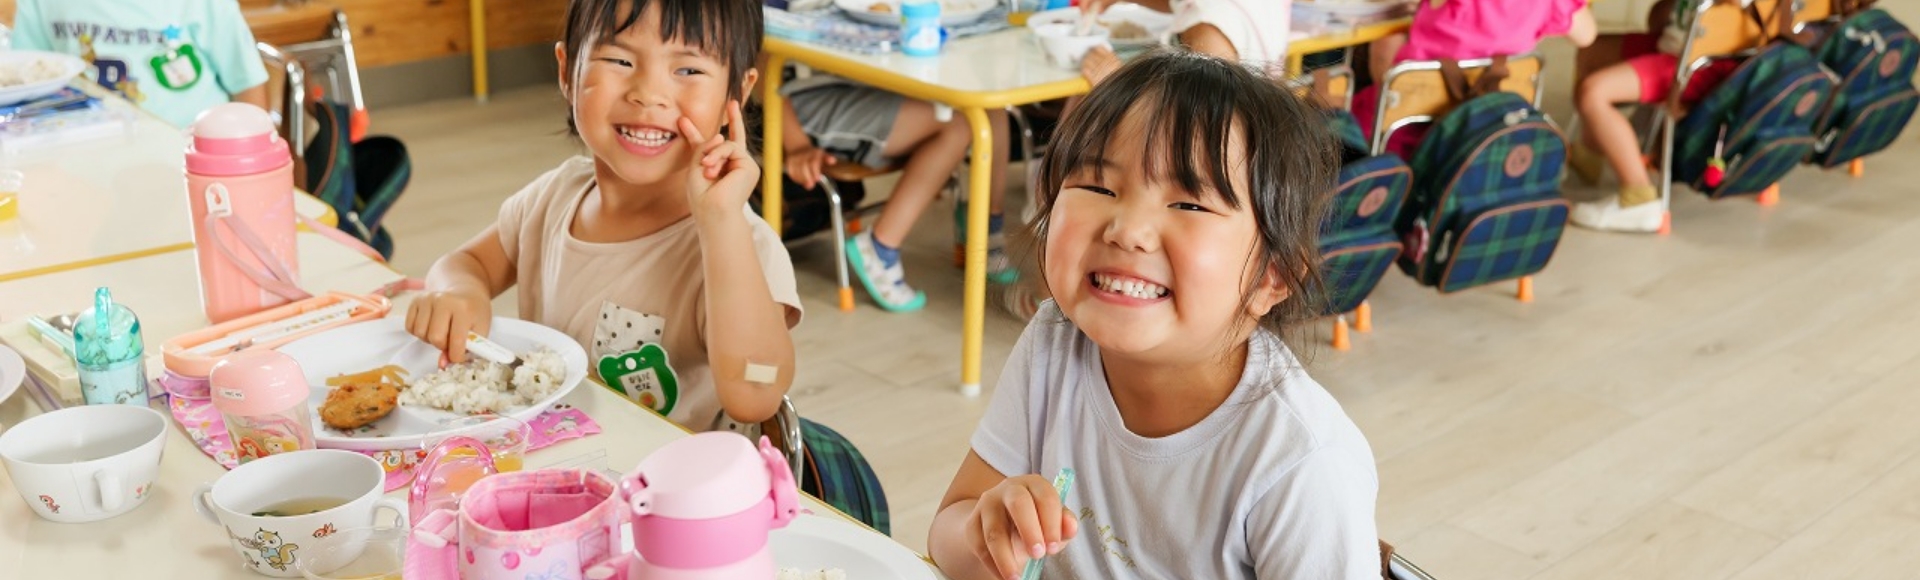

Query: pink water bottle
[185,103,305,324]
[618,432,799,580]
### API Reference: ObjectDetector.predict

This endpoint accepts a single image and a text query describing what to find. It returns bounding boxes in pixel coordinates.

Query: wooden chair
[1371,53,1547,304]
[1292,65,1381,351]
[244,2,368,141]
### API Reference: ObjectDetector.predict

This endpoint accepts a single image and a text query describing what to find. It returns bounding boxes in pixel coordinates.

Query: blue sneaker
[953,204,1019,284]
[846,232,927,312]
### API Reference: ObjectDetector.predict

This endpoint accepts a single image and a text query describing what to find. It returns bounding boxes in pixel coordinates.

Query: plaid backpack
[1670,42,1835,198]
[1397,89,1570,293]
[1810,8,1917,168]
[1317,110,1410,315]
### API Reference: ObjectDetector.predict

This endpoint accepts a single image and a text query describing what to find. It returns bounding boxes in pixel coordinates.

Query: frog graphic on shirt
[593,303,680,415]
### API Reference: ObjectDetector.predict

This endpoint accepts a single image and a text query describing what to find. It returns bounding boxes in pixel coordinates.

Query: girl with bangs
[930,51,1380,579]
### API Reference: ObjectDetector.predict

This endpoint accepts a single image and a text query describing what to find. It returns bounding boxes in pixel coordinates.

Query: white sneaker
[1571,198,1663,233]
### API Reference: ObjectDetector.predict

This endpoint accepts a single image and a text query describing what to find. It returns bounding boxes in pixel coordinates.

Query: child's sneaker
[1571,196,1662,233]
[846,231,926,312]
[953,204,1019,284]
[1567,143,1606,186]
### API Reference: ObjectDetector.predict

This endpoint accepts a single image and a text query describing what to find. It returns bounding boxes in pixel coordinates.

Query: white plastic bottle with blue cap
[74,287,149,406]
[901,0,944,56]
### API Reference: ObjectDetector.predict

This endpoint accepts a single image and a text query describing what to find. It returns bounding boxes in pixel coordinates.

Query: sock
[869,234,901,267]
[1619,185,1658,207]
[987,213,1004,236]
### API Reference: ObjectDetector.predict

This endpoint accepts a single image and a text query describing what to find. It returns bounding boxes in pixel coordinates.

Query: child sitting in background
[1355,0,1597,157]
[1570,0,1736,233]
[929,51,1379,579]
[1076,0,1296,83]
[10,0,269,127]
[405,0,887,532]
[778,75,1016,312]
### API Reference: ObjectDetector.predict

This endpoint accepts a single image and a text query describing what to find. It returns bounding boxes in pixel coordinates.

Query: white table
[0,233,945,578]
[0,87,333,283]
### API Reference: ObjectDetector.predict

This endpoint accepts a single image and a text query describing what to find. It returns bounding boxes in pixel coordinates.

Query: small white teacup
[0,404,168,523]
[194,449,407,578]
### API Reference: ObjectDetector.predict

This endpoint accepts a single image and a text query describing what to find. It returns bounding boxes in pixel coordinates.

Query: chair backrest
[1290,65,1356,111]
[1372,53,1544,153]
[258,43,308,175]
[1678,0,1837,69]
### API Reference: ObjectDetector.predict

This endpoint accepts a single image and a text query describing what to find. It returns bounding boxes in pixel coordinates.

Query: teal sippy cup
[73,287,150,406]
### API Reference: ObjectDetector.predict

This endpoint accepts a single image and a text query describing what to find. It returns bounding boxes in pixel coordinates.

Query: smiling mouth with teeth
[1091,273,1171,300]
[616,125,676,148]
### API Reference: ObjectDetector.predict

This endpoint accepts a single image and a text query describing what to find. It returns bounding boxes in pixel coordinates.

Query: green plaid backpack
[1670,42,1835,198]
[1810,7,1917,168]
[1317,109,1410,315]
[1396,61,1570,294]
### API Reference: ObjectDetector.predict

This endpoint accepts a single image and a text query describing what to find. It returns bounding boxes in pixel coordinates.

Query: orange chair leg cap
[1332,319,1352,351]
[1849,159,1865,178]
[1657,211,1673,236]
[1354,302,1374,333]
[349,108,371,143]
[1757,185,1780,206]
[1517,277,1535,303]
[847,216,863,234]
[838,288,856,312]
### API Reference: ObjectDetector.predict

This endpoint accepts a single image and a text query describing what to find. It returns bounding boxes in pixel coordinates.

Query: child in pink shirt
[1353,0,1596,157]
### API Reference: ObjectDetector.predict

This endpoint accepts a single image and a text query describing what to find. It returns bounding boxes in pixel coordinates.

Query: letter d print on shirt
[593,302,680,415]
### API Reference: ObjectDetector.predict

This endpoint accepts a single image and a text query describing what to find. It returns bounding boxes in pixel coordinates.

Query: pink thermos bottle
[618,432,799,579]
[185,103,304,324]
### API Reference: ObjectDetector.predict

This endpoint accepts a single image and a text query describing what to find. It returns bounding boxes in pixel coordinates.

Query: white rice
[398,348,566,415]
[0,58,66,88]
[776,569,847,580]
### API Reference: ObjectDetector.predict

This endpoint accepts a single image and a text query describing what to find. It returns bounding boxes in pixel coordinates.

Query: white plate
[0,51,86,106]
[0,345,22,405]
[275,317,588,451]
[835,0,997,27]
[773,513,940,579]
[1026,5,1171,50]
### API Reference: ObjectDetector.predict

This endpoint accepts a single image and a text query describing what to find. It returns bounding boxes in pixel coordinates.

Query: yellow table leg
[470,0,490,102]
[960,106,993,397]
[762,55,789,237]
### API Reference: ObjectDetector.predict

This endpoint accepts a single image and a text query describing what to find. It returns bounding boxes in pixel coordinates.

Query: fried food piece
[326,365,408,388]
[869,2,892,13]
[320,382,402,430]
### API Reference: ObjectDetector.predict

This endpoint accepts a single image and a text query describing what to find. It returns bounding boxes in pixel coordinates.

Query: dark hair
[1030,51,1339,344]
[560,0,762,132]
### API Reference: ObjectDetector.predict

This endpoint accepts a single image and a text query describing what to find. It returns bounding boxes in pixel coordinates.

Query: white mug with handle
[0,404,168,523]
[193,449,407,578]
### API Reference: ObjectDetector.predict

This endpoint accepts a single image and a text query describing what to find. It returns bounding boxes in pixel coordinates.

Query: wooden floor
[373,32,1920,580]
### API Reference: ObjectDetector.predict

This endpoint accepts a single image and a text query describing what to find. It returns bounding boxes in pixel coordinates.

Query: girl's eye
[675,67,706,76]
[1169,201,1212,212]
[1070,184,1116,197]
[596,57,633,67]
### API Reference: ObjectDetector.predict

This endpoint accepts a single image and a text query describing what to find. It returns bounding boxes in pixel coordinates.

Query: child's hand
[1080,46,1121,85]
[785,146,838,190]
[1079,0,1118,16]
[405,290,493,364]
[966,475,1080,580]
[681,100,761,217]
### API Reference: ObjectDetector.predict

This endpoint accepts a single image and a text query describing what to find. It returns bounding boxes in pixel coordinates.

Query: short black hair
[560,0,762,132]
[1031,50,1339,342]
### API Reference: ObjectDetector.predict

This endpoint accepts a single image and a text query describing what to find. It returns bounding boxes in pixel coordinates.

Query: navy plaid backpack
[1670,42,1835,198]
[1810,7,1917,168]
[1317,109,1410,315]
[1397,65,1570,294]
[304,101,412,260]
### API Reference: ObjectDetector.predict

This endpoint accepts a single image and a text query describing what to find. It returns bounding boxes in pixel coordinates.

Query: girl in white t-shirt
[929,51,1381,579]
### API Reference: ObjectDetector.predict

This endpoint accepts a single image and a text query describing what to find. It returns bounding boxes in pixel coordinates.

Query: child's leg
[870,99,975,249]
[1577,61,1655,194]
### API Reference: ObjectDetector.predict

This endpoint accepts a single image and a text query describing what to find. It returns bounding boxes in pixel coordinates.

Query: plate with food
[834,0,997,27]
[1025,4,1172,50]
[276,317,588,451]
[0,51,87,106]
[772,513,941,580]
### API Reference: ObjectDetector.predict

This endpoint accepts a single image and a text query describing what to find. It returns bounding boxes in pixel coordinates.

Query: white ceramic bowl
[0,51,86,106]
[1030,22,1112,70]
[835,0,996,27]
[1026,5,1171,50]
[0,345,23,405]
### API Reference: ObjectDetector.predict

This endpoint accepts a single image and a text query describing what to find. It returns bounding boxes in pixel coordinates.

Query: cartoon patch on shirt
[593,303,680,415]
[148,26,204,91]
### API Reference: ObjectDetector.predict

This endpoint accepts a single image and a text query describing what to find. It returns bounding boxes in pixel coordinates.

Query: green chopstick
[1020,467,1076,580]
